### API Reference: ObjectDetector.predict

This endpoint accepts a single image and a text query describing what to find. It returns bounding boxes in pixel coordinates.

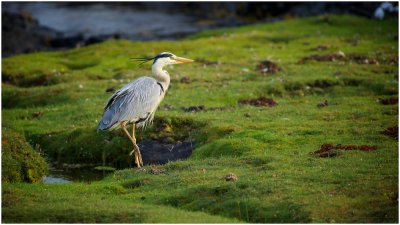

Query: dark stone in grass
[239,97,277,107]
[378,97,398,105]
[139,139,194,165]
[313,143,378,158]
[256,60,281,74]
[382,126,398,140]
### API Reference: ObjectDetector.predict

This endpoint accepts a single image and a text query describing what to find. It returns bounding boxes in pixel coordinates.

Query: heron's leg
[120,122,141,167]
[131,124,143,166]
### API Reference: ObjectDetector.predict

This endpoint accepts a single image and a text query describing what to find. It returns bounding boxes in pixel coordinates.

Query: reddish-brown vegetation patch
[256,60,281,74]
[298,51,345,63]
[378,97,398,105]
[347,54,379,65]
[298,51,384,65]
[239,97,277,107]
[382,126,398,139]
[313,144,378,158]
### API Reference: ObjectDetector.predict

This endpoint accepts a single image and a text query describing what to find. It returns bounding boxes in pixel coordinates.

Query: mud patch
[256,60,281,74]
[381,126,398,139]
[239,97,277,107]
[313,144,378,158]
[378,97,398,105]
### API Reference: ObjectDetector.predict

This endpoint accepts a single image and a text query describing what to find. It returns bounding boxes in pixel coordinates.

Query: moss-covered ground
[2,15,398,223]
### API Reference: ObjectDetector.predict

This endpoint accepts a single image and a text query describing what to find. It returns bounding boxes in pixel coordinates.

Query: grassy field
[2,15,398,223]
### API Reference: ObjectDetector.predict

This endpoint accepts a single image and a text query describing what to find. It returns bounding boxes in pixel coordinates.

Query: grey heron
[97,52,194,168]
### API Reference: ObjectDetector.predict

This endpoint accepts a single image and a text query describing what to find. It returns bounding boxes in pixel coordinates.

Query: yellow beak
[175,56,194,63]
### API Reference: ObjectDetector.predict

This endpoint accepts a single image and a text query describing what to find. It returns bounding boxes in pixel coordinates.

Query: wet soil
[381,126,398,139]
[313,143,378,158]
[256,60,281,74]
[239,97,277,107]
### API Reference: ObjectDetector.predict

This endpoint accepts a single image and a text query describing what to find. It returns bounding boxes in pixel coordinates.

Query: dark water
[3,2,206,40]
[43,167,114,184]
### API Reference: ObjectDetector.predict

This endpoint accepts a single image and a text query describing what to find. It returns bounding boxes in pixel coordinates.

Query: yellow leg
[121,122,141,168]
[131,124,143,166]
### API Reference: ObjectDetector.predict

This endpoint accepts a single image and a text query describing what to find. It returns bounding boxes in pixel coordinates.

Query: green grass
[2,15,398,223]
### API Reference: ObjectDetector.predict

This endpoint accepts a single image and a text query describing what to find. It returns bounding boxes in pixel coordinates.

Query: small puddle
[43,167,114,184]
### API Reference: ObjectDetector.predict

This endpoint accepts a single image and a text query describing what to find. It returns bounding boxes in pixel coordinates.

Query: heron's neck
[152,63,170,89]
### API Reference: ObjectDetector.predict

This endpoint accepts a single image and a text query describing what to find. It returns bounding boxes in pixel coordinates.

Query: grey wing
[98,77,163,130]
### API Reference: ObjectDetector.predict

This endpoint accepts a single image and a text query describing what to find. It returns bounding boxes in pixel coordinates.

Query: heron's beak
[175,56,194,63]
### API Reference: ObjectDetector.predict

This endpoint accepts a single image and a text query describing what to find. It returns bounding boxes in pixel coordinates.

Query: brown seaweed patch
[256,60,281,74]
[382,126,398,139]
[239,97,277,107]
[298,51,383,65]
[313,144,378,158]
[298,51,345,64]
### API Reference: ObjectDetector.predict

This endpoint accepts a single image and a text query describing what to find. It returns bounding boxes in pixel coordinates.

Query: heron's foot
[129,144,143,168]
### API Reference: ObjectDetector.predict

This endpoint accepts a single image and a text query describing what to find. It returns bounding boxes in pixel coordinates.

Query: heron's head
[133,52,194,67]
